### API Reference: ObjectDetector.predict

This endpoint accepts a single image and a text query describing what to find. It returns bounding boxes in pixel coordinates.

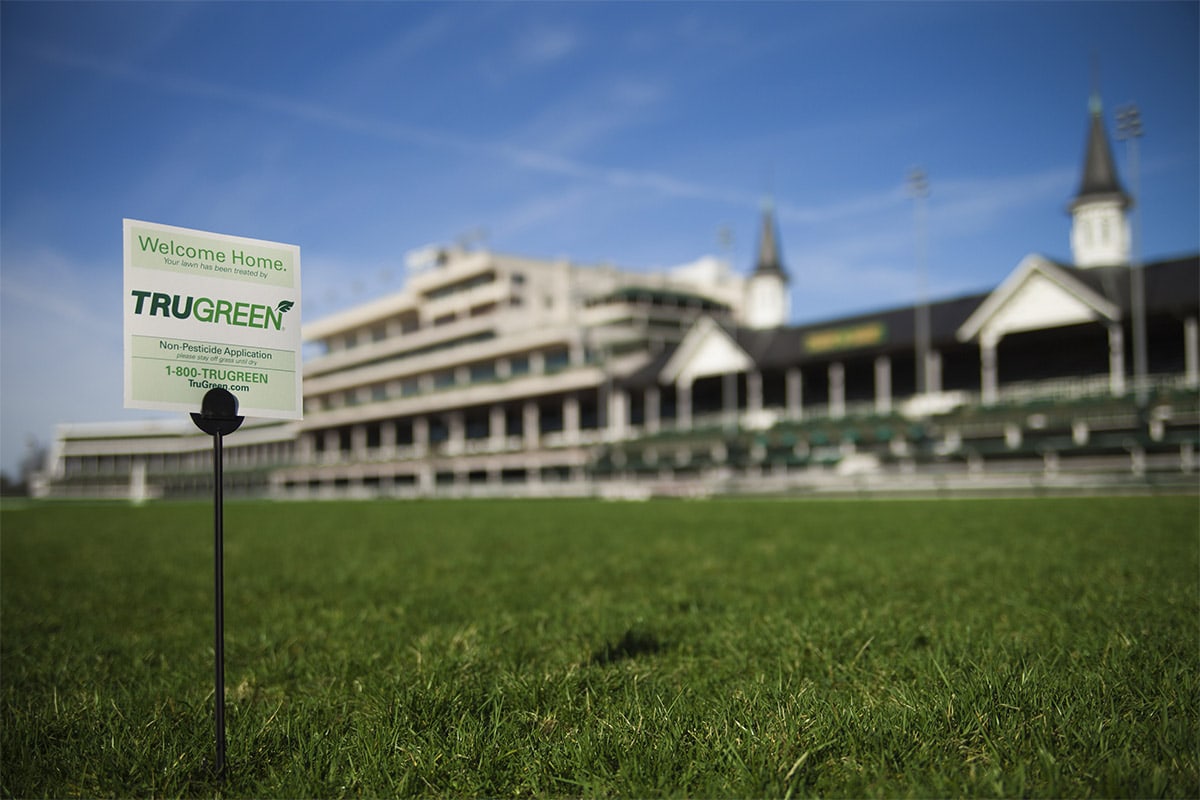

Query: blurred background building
[37,95,1198,499]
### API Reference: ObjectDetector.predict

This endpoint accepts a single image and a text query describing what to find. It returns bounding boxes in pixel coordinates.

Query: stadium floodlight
[1115,104,1147,407]
[908,167,932,396]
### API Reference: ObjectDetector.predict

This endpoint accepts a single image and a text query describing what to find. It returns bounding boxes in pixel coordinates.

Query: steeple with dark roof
[1068,90,1133,268]
[753,199,789,281]
[745,199,790,328]
[1070,91,1131,212]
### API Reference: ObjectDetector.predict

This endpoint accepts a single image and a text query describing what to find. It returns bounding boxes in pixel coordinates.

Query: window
[544,347,570,372]
[398,312,419,334]
[469,362,496,383]
[423,270,496,301]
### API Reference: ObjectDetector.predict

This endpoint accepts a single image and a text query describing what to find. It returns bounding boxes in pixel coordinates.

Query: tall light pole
[1116,105,1147,406]
[908,167,932,396]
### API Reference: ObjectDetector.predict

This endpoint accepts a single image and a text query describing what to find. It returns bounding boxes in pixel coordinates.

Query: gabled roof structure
[957,254,1122,345]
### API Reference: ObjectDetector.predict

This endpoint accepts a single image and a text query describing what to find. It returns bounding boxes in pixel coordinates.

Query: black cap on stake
[191,387,244,436]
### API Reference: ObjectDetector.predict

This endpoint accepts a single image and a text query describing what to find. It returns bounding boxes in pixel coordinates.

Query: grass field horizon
[2,497,1197,798]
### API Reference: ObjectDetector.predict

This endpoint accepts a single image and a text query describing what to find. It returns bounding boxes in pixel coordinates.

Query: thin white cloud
[776,185,911,227]
[512,75,669,157]
[485,186,596,241]
[517,25,578,66]
[31,41,987,239]
[932,166,1076,236]
[0,248,129,473]
[27,44,755,210]
[0,248,114,332]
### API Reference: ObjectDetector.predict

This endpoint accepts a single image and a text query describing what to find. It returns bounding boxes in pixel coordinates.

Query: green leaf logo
[276,300,294,314]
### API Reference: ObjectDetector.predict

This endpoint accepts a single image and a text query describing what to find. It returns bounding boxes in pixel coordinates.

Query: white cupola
[744,200,790,329]
[1069,92,1132,268]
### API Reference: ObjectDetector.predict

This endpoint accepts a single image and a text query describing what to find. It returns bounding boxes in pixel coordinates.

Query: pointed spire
[1071,90,1130,210]
[753,197,789,282]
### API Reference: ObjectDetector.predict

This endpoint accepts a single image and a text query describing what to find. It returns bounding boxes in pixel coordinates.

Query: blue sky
[2,1,1197,478]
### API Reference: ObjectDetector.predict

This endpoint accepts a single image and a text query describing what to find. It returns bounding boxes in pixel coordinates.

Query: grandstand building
[39,94,1199,499]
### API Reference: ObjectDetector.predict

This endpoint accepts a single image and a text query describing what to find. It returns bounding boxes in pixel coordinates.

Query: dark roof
[1067,255,1200,317]
[620,345,676,389]
[737,292,988,369]
[1070,95,1130,210]
[752,203,788,280]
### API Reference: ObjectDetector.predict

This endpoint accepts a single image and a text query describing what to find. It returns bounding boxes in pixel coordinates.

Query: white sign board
[123,219,302,419]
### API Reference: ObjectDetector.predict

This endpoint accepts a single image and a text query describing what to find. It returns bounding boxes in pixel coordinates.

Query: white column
[489,405,506,449]
[523,401,540,449]
[677,381,693,430]
[564,395,580,443]
[323,430,340,462]
[785,368,802,420]
[447,412,465,455]
[829,362,845,419]
[379,420,396,458]
[129,458,148,504]
[298,432,316,464]
[927,350,943,394]
[1108,323,1126,396]
[352,425,369,460]
[530,351,546,374]
[722,373,738,427]
[981,337,998,406]
[413,416,430,456]
[645,387,661,434]
[608,389,629,440]
[747,371,763,415]
[1184,316,1199,388]
[874,356,892,415]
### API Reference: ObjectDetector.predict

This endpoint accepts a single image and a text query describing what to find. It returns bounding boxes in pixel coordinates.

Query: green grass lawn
[1,497,1197,798]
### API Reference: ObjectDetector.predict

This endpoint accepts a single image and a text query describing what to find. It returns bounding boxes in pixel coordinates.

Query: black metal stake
[191,388,244,782]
